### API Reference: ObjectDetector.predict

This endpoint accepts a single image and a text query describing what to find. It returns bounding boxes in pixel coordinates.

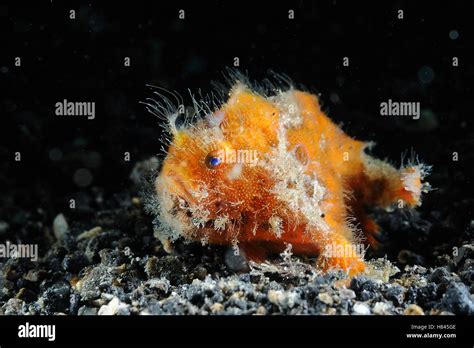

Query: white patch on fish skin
[152,177,194,244]
[400,163,432,204]
[206,111,225,127]
[269,215,283,238]
[227,163,243,180]
[270,90,303,128]
[214,215,229,231]
[319,134,326,150]
[190,184,210,202]
[258,97,329,234]
[401,166,421,196]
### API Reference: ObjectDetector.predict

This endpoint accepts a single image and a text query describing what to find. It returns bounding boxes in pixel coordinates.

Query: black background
[0,315,471,346]
[2,0,472,199]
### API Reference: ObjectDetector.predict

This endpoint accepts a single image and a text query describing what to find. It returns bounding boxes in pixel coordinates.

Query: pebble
[62,251,89,274]
[76,226,103,241]
[352,302,371,315]
[439,282,474,315]
[372,302,392,315]
[267,289,286,306]
[384,284,405,306]
[428,267,452,284]
[41,281,71,313]
[454,244,474,266]
[2,298,25,315]
[318,292,334,305]
[24,269,48,283]
[210,303,223,313]
[15,288,37,303]
[53,214,69,241]
[98,297,130,315]
[193,265,208,280]
[78,306,98,315]
[146,278,170,293]
[340,288,356,299]
[404,304,424,315]
[225,248,249,272]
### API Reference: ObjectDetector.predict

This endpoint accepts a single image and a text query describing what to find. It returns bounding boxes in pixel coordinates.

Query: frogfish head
[154,84,281,247]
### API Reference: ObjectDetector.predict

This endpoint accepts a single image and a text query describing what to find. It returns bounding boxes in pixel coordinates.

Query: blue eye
[205,151,222,169]
[210,157,221,166]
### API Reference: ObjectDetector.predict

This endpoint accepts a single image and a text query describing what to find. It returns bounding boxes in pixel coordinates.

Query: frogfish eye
[205,151,222,169]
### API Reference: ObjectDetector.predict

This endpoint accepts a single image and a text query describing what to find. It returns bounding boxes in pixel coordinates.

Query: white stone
[353,302,371,315]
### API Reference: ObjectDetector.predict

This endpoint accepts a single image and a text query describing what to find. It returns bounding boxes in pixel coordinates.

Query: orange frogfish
[150,80,430,276]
